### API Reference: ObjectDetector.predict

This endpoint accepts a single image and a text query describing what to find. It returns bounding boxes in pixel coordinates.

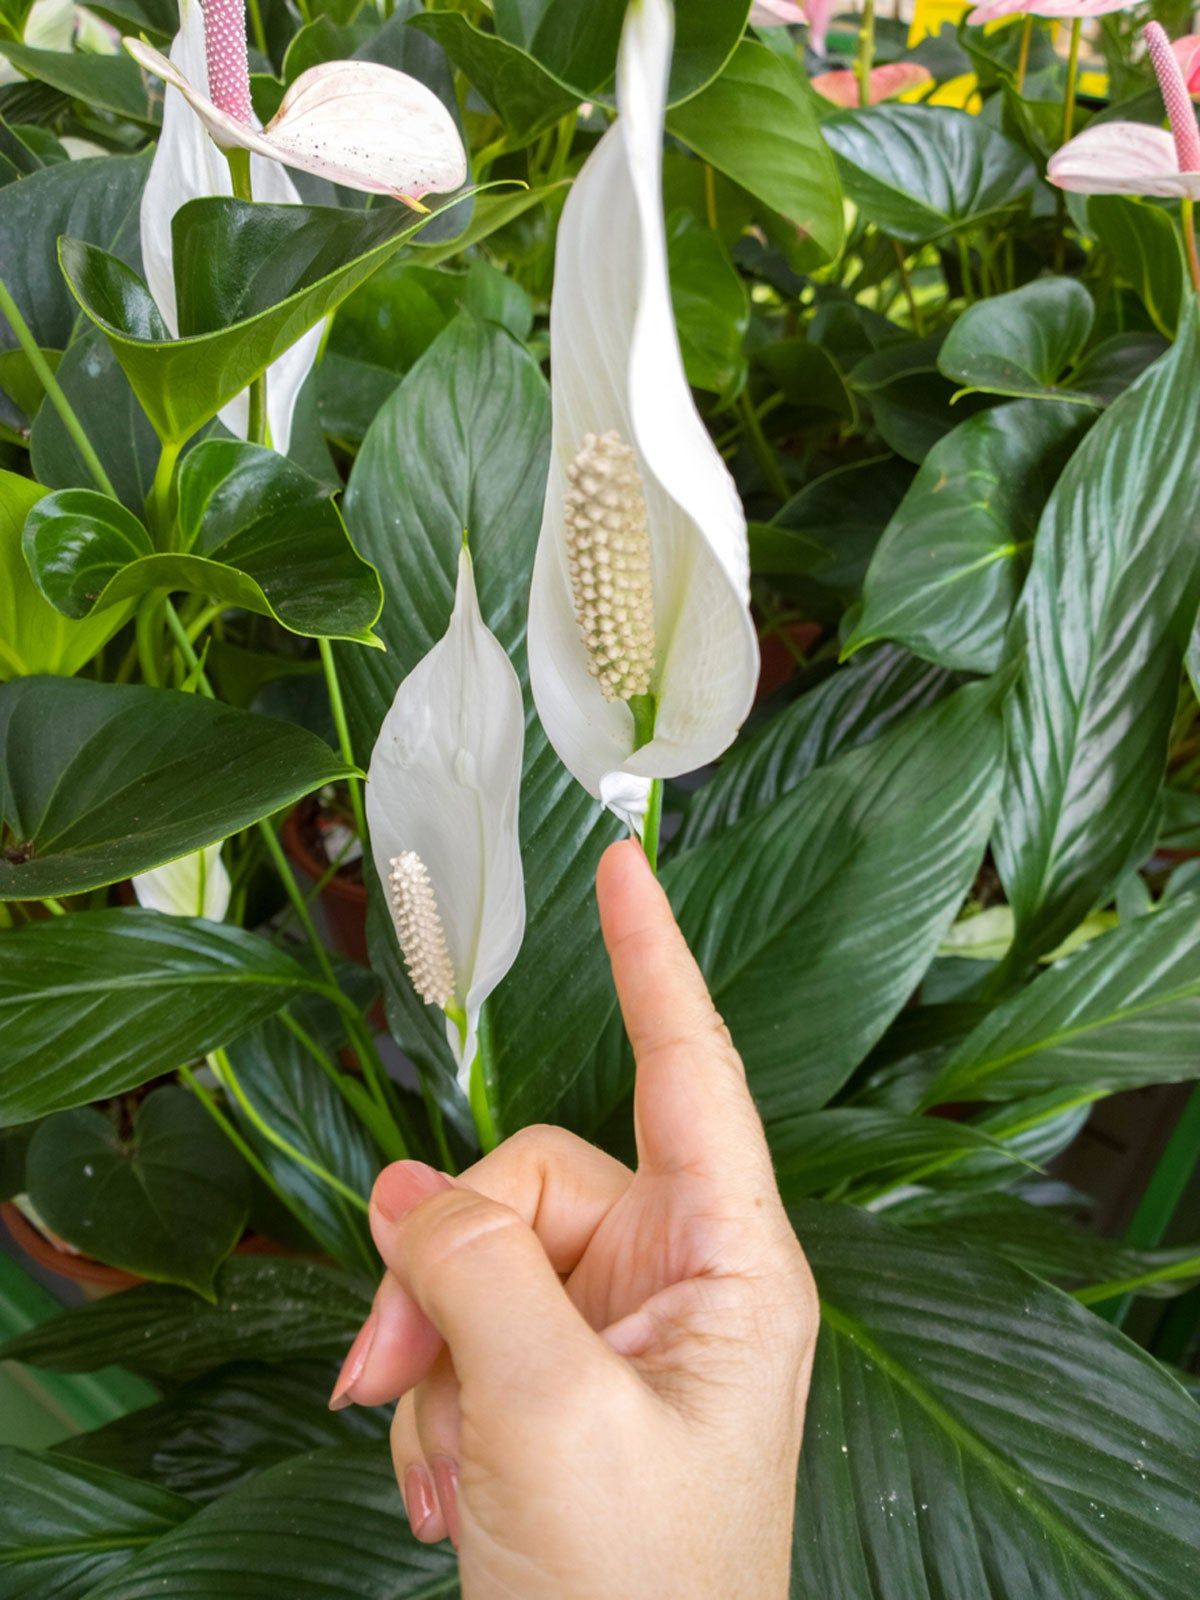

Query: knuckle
[407,1188,525,1276]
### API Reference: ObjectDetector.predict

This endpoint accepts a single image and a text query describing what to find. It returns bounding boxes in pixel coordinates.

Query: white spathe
[139,0,320,452]
[366,548,526,1088]
[132,842,231,919]
[527,0,759,830]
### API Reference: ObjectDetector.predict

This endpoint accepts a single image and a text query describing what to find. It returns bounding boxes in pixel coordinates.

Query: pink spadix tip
[203,0,255,128]
[1145,22,1200,173]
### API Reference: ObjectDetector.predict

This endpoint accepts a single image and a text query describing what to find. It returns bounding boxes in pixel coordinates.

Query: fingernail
[403,1463,438,1538]
[372,1160,452,1224]
[431,1455,461,1548]
[328,1310,377,1410]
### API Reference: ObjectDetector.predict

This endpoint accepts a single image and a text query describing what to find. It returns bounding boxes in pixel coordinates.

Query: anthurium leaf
[845,398,1091,673]
[59,192,467,443]
[850,331,992,464]
[0,341,56,415]
[662,680,1004,1122]
[666,209,748,396]
[667,41,844,263]
[0,468,125,679]
[82,1445,457,1600]
[995,309,1200,964]
[793,1200,1200,1599]
[823,104,1035,243]
[678,646,956,850]
[0,43,159,123]
[764,455,913,598]
[55,1361,390,1505]
[0,911,339,1122]
[925,895,1200,1105]
[938,278,1098,402]
[0,676,353,899]
[1089,193,1184,340]
[1069,330,1169,406]
[0,1447,192,1600]
[0,1257,371,1380]
[409,11,578,142]
[24,1087,251,1298]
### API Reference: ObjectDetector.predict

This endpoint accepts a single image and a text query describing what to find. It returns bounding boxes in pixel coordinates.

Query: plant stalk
[856,0,876,107]
[319,638,368,845]
[1016,15,1033,94]
[738,388,790,502]
[1061,18,1082,147]
[225,148,269,447]
[1182,196,1200,294]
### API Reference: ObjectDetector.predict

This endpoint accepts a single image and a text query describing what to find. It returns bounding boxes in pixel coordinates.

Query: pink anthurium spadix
[366,548,524,1146]
[132,842,231,919]
[811,61,932,106]
[527,0,759,861]
[125,0,467,206]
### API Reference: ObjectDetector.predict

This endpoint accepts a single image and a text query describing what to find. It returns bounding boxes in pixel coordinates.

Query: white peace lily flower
[527,0,759,832]
[124,0,467,205]
[139,0,319,451]
[132,842,231,919]
[366,548,525,1094]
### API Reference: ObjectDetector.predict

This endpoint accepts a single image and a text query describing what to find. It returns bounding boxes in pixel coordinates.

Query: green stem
[956,234,974,303]
[856,0,876,106]
[319,638,367,845]
[1075,1255,1200,1308]
[147,438,182,545]
[41,897,65,917]
[737,389,789,503]
[467,1002,500,1154]
[135,594,166,687]
[245,0,267,56]
[0,274,116,497]
[892,239,922,335]
[1182,197,1200,294]
[224,149,268,447]
[547,108,577,185]
[703,163,719,231]
[1061,18,1082,147]
[640,778,663,875]
[1015,15,1032,95]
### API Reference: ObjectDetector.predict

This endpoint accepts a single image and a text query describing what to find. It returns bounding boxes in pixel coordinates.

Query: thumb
[369,1172,612,1406]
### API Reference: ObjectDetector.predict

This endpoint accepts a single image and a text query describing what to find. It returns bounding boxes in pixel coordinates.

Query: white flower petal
[126,35,276,156]
[132,842,231,919]
[1047,122,1200,197]
[527,0,758,812]
[366,548,525,1086]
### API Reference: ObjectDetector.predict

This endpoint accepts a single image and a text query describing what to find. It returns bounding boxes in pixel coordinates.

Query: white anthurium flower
[527,0,759,838]
[366,548,525,1115]
[132,842,231,919]
[139,0,320,451]
[124,0,467,206]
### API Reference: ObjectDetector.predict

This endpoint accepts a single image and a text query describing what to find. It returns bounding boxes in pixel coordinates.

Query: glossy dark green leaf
[793,1201,1200,1600]
[663,680,1003,1122]
[0,911,337,1122]
[24,1087,250,1298]
[1065,330,1169,406]
[0,340,56,415]
[410,11,578,142]
[678,646,955,850]
[851,332,991,463]
[926,896,1200,1104]
[766,454,913,594]
[60,193,465,442]
[666,210,747,396]
[846,399,1091,673]
[0,1447,192,1600]
[667,42,844,262]
[938,277,1097,402]
[0,676,352,898]
[83,1445,458,1600]
[0,42,158,123]
[994,310,1200,963]
[339,314,619,1139]
[56,1361,389,1504]
[755,337,854,421]
[823,104,1035,242]
[770,1108,1018,1203]
[0,1256,370,1379]
[1089,194,1184,339]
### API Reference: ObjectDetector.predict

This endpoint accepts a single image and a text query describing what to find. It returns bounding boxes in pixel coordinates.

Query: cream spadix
[366,548,525,1090]
[527,0,759,830]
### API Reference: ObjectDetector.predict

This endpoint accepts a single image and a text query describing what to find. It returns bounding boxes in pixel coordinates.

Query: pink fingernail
[328,1310,377,1410]
[403,1463,438,1538]
[431,1455,461,1548]
[372,1161,452,1224]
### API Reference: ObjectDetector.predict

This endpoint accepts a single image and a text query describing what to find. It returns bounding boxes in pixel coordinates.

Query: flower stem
[224,148,269,447]
[319,638,368,845]
[956,234,974,303]
[892,240,922,334]
[0,274,116,498]
[181,1061,321,1229]
[1061,18,1082,147]
[856,0,876,107]
[737,389,789,503]
[467,1002,500,1154]
[1015,16,1032,95]
[641,778,663,874]
[1182,197,1200,293]
[147,437,182,544]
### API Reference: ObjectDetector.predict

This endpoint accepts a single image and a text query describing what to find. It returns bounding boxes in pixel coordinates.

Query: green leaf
[56,1361,389,1504]
[666,210,748,396]
[755,338,854,423]
[823,104,1035,243]
[0,468,124,679]
[793,1200,1200,1599]
[678,646,956,850]
[339,315,619,1140]
[1089,194,1184,340]
[765,454,913,596]
[667,41,844,263]
[664,680,1003,1122]
[0,1447,192,1600]
[82,1445,458,1600]
[24,1087,250,1298]
[845,399,1091,673]
[410,11,578,143]
[926,895,1200,1104]
[0,43,158,123]
[0,910,337,1122]
[851,332,992,464]
[60,193,467,443]
[0,340,57,415]
[1069,331,1169,406]
[938,277,1098,402]
[995,308,1200,963]
[0,1257,370,1379]
[0,676,353,899]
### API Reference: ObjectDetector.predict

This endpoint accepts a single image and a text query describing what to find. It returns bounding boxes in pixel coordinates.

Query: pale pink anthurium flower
[1171,34,1200,98]
[527,0,759,833]
[1048,22,1200,198]
[750,0,834,58]
[966,0,1140,25]
[811,62,932,106]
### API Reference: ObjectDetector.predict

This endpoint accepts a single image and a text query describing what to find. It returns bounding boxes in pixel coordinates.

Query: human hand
[330,838,819,1599]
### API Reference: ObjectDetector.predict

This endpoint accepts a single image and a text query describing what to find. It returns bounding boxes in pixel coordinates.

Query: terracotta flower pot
[756,620,824,702]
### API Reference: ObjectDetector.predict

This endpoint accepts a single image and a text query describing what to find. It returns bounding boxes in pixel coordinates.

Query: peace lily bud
[527,0,759,831]
[125,0,467,206]
[132,842,231,920]
[366,547,525,1095]
[138,0,319,452]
